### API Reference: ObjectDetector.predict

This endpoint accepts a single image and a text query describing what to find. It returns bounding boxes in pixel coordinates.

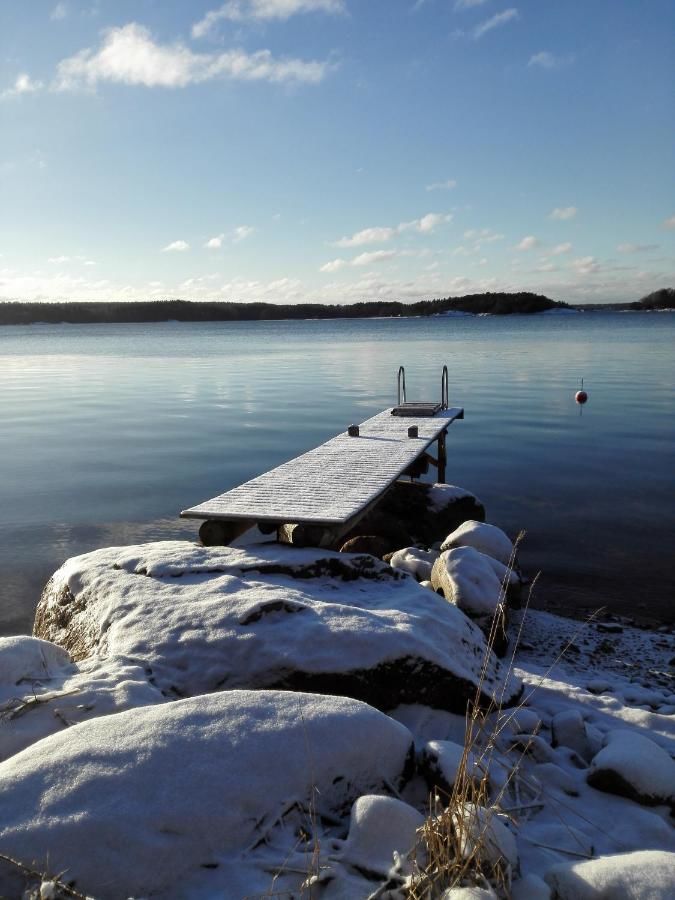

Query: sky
[1,0,673,306]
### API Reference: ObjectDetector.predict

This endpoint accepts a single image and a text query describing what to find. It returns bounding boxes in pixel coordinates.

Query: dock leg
[199,519,255,547]
[277,523,338,549]
[438,429,447,484]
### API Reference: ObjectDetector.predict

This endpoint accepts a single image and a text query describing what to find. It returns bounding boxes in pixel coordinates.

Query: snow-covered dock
[181,405,463,545]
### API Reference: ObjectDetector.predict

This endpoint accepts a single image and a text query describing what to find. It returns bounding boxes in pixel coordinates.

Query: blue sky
[1,0,673,305]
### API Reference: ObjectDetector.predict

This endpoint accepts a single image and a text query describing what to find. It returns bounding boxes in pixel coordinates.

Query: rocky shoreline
[0,482,673,898]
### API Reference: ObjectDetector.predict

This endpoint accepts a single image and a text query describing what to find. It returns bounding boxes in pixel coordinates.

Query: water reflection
[1,313,673,635]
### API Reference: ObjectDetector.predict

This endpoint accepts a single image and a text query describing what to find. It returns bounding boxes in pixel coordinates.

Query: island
[0,291,568,325]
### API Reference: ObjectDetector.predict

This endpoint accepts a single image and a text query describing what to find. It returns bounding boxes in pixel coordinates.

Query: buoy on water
[575,378,588,405]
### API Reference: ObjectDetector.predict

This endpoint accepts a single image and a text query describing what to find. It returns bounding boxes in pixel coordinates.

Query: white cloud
[528,51,573,69]
[205,226,254,247]
[617,242,658,254]
[455,0,490,9]
[426,179,457,191]
[333,213,450,248]
[53,23,331,91]
[233,224,255,242]
[334,226,397,248]
[162,240,190,252]
[192,0,345,38]
[571,256,600,275]
[320,249,399,272]
[463,227,504,248]
[552,242,572,255]
[399,212,452,233]
[536,262,557,272]
[320,258,347,273]
[516,235,539,251]
[84,260,96,266]
[474,8,518,39]
[549,206,577,220]
[1,73,44,99]
[352,250,398,266]
[51,3,68,20]
[48,255,71,264]
[663,215,675,229]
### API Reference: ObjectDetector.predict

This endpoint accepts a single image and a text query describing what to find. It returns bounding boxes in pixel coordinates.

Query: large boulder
[35,542,522,713]
[0,690,414,899]
[0,635,164,762]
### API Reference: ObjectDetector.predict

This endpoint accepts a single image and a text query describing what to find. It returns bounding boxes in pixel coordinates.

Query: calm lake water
[1,312,673,635]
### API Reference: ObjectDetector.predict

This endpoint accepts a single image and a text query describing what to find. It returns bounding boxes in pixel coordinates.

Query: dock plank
[181,407,463,526]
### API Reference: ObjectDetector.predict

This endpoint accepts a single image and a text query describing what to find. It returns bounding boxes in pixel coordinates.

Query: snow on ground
[1,537,673,898]
[34,542,522,712]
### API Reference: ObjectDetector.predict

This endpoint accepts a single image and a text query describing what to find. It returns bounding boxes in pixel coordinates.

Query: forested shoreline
[0,288,671,325]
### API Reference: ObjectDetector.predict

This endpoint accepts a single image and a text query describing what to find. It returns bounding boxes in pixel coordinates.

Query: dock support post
[438,429,447,484]
[199,518,255,546]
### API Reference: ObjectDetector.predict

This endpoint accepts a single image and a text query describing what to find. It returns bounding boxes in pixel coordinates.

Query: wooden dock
[181,405,463,547]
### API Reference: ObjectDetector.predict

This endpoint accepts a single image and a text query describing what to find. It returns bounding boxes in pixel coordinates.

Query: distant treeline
[0,291,564,325]
[636,288,675,310]
[1,289,671,325]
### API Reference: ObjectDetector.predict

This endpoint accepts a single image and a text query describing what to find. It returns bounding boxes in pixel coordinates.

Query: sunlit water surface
[1,312,673,635]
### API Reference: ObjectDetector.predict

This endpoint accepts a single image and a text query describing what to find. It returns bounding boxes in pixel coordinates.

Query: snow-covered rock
[453,803,519,873]
[0,635,164,762]
[441,888,497,899]
[420,738,493,797]
[512,873,551,899]
[587,729,675,806]
[544,850,675,900]
[440,521,514,567]
[333,794,424,877]
[507,706,542,735]
[34,542,522,713]
[389,546,440,582]
[0,689,414,899]
[431,546,517,618]
[0,635,70,681]
[551,709,592,763]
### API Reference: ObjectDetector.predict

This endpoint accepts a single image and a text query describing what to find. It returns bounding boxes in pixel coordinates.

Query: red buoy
[575,378,588,404]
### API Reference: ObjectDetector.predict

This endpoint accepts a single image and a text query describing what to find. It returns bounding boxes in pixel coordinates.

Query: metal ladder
[392,365,449,416]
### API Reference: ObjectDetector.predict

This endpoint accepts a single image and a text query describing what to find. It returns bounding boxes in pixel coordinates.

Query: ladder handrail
[397,366,406,405]
[441,365,448,410]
